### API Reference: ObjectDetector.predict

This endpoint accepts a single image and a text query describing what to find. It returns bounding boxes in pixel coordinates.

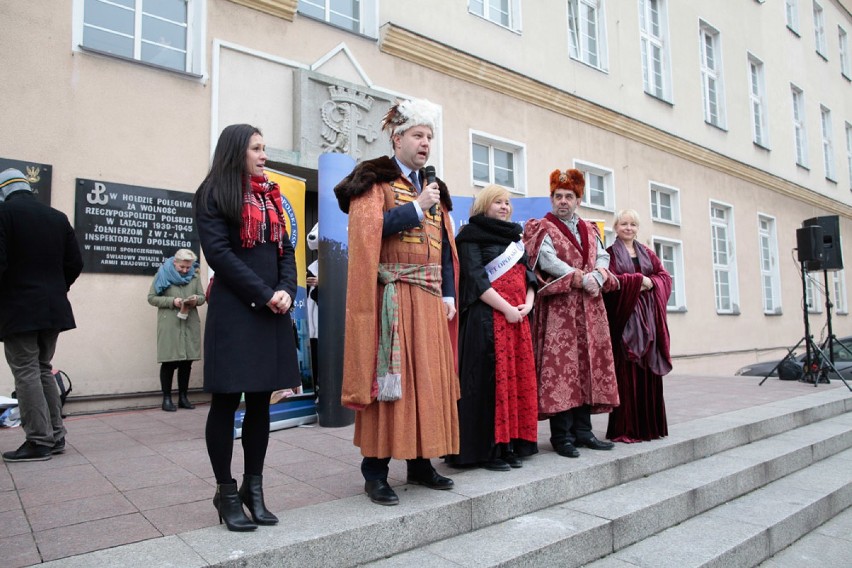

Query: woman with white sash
[447,185,539,471]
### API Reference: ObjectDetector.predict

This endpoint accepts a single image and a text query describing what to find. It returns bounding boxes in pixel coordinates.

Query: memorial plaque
[0,157,52,205]
[75,178,199,275]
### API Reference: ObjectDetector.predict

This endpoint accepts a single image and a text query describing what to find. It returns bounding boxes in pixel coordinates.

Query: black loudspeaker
[803,215,844,271]
[797,225,825,264]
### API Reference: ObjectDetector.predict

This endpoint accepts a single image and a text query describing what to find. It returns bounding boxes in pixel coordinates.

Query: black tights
[206,392,272,484]
[160,361,192,395]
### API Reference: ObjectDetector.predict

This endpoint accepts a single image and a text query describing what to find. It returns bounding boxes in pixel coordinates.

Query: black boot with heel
[238,474,279,525]
[213,481,257,531]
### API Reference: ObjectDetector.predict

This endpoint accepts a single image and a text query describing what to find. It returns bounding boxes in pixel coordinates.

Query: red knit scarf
[241,175,285,256]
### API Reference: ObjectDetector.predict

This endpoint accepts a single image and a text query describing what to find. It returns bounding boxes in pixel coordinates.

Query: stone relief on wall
[320,85,378,158]
[295,70,393,169]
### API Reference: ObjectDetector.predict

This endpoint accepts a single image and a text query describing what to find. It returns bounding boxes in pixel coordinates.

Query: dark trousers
[549,405,593,448]
[160,360,192,395]
[4,330,64,447]
[361,456,434,481]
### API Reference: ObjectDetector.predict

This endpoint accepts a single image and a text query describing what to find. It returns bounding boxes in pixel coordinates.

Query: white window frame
[72,0,206,77]
[298,0,379,38]
[639,0,672,101]
[710,201,739,315]
[805,270,823,313]
[652,237,686,312]
[786,0,800,34]
[820,105,836,181]
[468,0,522,33]
[567,0,609,71]
[840,26,851,79]
[699,21,726,129]
[846,122,852,190]
[649,181,680,225]
[833,270,848,314]
[748,53,769,148]
[813,1,827,58]
[791,85,808,168]
[470,130,527,195]
[757,214,782,315]
[573,160,615,212]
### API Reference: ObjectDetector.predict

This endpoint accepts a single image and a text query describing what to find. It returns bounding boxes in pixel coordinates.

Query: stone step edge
[358,416,852,568]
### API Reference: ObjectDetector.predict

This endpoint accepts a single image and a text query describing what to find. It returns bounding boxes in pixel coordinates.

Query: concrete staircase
[40,387,852,568]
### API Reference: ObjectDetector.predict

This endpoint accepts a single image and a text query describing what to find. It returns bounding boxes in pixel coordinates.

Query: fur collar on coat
[334,155,452,214]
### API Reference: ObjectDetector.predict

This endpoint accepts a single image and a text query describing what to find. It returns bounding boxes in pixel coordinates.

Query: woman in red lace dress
[604,209,672,442]
[448,185,539,471]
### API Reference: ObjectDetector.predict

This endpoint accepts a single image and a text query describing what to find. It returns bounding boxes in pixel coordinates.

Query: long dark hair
[193,124,261,224]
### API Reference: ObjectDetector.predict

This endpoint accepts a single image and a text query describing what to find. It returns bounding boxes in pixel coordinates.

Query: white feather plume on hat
[381,98,440,136]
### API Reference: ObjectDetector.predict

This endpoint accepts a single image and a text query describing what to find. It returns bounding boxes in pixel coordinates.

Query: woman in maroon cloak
[448,185,539,471]
[603,209,672,442]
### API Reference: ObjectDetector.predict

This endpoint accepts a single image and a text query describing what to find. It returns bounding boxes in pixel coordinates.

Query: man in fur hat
[334,99,459,506]
[522,169,619,458]
[0,168,83,462]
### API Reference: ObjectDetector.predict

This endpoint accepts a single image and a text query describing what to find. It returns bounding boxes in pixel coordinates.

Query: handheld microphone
[424,165,437,216]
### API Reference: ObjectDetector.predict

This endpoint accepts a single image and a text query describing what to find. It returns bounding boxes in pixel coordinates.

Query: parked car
[735,336,852,382]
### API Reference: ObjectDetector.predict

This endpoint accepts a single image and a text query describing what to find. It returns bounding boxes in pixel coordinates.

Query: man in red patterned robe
[522,168,619,458]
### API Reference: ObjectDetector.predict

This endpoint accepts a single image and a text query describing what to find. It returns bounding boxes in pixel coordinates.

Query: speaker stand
[816,269,852,391]
[760,264,850,390]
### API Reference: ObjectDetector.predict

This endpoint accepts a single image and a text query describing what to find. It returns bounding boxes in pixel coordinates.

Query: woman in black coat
[193,124,300,532]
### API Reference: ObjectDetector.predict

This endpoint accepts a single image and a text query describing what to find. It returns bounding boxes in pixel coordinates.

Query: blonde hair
[470,184,512,218]
[174,249,198,262]
[612,208,641,230]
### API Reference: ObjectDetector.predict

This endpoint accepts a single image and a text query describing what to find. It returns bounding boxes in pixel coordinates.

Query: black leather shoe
[503,452,523,468]
[575,436,614,451]
[365,479,399,505]
[406,469,455,490]
[482,458,511,472]
[2,441,52,462]
[554,443,580,458]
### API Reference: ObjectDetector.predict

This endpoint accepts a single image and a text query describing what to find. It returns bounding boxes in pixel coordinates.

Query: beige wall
[1,0,850,411]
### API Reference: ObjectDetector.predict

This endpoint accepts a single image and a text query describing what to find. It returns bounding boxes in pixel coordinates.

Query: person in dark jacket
[0,168,83,463]
[193,124,300,532]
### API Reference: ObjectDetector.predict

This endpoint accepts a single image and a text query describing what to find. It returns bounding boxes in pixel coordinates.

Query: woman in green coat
[147,249,206,411]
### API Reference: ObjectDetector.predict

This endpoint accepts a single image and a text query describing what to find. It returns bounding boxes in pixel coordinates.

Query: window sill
[568,55,609,74]
[787,25,801,38]
[704,120,728,133]
[644,91,674,106]
[468,12,522,35]
[78,45,204,80]
[753,141,771,152]
[716,309,741,316]
[764,309,783,316]
[816,50,828,62]
[667,306,687,313]
[842,72,851,82]
[580,203,615,214]
[796,162,810,172]
[650,217,681,227]
[299,14,377,39]
[826,176,838,184]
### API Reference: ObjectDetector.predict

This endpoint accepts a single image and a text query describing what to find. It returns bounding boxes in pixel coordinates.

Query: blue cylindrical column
[317,153,356,427]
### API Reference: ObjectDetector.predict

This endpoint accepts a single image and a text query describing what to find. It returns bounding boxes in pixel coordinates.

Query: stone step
[361,413,852,568]
[39,389,852,568]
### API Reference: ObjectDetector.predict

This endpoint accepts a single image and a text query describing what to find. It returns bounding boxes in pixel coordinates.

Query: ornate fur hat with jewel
[380,98,440,137]
[549,168,585,199]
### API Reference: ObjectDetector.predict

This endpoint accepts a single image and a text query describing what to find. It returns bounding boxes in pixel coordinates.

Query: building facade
[1,0,850,411]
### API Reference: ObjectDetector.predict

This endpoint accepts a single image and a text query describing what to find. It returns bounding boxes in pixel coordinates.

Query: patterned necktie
[409,170,421,192]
